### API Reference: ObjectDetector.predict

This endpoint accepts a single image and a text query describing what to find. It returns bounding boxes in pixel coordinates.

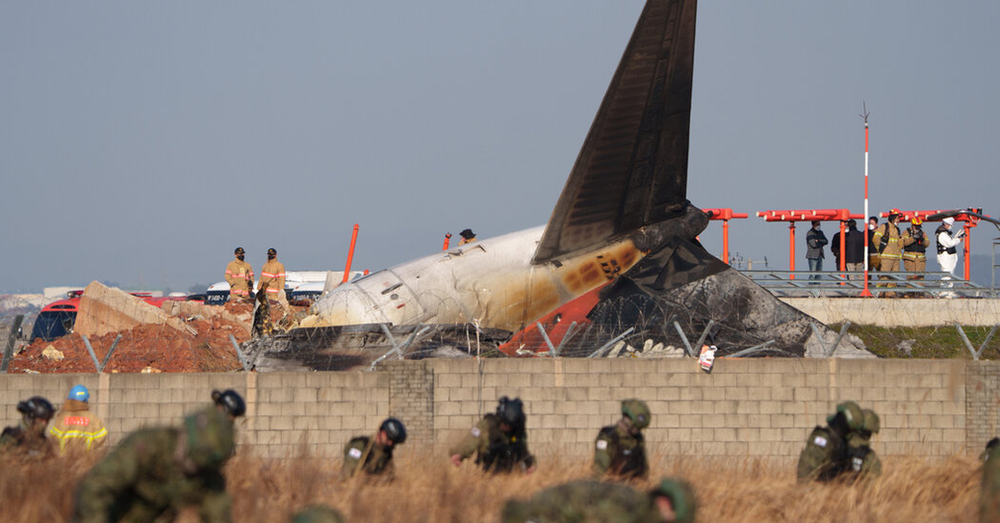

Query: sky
[3,1,999,294]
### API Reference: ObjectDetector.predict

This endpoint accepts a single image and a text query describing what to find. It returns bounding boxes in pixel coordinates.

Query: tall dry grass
[0,451,983,522]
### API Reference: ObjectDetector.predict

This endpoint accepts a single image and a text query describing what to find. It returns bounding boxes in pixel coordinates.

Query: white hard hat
[943,217,955,226]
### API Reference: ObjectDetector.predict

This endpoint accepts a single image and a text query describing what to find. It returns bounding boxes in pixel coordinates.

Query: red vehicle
[29,290,191,342]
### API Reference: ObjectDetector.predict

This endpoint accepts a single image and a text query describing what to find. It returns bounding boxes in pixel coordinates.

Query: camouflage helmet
[861,409,880,435]
[184,408,236,471]
[622,399,651,429]
[380,417,407,445]
[290,505,346,523]
[651,477,697,523]
[496,396,526,432]
[17,396,55,421]
[827,401,863,432]
[212,389,247,418]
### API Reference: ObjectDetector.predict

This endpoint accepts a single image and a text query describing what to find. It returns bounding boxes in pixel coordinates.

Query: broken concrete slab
[74,281,196,338]
[159,301,251,336]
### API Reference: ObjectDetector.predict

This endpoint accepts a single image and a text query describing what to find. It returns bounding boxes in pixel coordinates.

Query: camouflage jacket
[501,480,663,523]
[845,432,881,479]
[796,425,848,482]
[593,423,648,480]
[0,424,53,459]
[342,435,394,478]
[72,428,231,523]
[450,414,535,473]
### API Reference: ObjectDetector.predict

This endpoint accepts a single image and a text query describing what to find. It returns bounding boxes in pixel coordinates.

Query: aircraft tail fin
[533,0,698,265]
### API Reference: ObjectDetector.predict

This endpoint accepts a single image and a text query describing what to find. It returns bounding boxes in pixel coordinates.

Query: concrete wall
[782,297,1000,327]
[1,359,996,459]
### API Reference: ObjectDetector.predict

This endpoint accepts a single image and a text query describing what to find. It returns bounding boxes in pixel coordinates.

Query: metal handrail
[739,269,986,297]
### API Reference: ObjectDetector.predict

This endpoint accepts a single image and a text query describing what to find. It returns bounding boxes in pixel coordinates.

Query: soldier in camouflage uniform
[594,399,650,480]
[796,401,863,482]
[844,408,882,479]
[450,396,536,473]
[72,408,236,523]
[981,437,1000,522]
[291,505,346,523]
[501,476,696,523]
[342,417,406,478]
[0,396,55,458]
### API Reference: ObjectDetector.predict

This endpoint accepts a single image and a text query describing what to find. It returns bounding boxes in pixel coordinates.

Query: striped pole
[860,104,873,297]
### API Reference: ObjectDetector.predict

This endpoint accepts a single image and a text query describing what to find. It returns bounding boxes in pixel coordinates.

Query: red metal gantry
[756,209,865,280]
[703,208,748,264]
[878,209,989,282]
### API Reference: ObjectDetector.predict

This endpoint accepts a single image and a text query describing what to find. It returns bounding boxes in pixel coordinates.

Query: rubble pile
[10,291,301,374]
[74,281,193,338]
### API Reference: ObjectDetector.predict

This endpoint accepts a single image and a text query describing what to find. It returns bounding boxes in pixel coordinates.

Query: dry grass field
[0,450,985,522]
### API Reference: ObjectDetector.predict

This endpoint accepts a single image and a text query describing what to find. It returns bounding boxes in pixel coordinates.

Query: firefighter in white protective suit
[935,217,965,296]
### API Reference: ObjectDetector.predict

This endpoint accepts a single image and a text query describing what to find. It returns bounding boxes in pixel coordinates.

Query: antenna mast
[860,103,873,297]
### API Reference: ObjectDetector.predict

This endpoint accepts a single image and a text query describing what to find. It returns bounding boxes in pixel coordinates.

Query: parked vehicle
[29,290,190,342]
[205,271,365,305]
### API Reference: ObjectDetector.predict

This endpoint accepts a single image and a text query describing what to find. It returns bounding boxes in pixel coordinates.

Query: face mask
[268,254,275,260]
[237,255,245,261]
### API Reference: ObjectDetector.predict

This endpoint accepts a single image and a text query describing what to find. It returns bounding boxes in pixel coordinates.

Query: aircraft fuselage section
[301,225,646,332]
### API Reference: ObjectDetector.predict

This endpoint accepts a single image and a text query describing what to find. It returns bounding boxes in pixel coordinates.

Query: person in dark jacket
[806,220,828,282]
[830,219,865,279]
[867,216,880,271]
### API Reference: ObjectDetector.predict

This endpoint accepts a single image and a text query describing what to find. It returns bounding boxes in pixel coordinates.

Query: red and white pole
[860,105,873,297]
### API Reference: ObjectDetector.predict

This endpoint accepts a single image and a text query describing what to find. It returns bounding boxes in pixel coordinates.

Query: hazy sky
[3,1,999,293]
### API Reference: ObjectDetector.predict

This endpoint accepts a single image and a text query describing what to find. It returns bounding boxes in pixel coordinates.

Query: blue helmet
[69,385,90,402]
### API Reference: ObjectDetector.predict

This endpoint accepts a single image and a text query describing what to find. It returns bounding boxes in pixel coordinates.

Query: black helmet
[211,389,246,418]
[17,396,55,421]
[235,247,245,255]
[267,247,277,256]
[380,417,407,445]
[496,396,525,432]
[459,229,475,240]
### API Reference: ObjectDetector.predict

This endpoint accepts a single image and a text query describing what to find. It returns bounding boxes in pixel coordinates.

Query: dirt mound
[11,321,245,373]
[10,300,306,374]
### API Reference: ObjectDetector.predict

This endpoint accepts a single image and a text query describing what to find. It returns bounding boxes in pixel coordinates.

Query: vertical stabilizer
[533,0,698,265]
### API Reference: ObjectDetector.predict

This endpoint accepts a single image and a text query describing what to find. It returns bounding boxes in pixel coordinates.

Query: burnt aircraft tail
[528,0,870,358]
[534,0,698,264]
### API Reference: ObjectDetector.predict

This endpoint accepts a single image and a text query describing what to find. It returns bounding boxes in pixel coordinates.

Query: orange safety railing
[703,208,748,265]
[756,209,864,281]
